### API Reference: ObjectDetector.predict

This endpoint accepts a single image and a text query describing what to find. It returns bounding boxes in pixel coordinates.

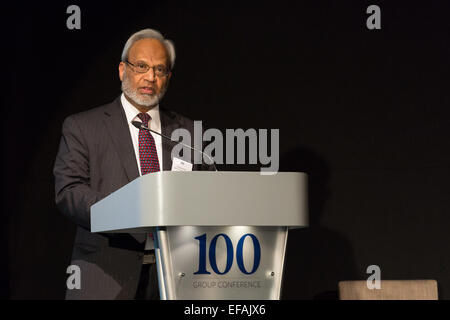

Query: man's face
[119,38,172,109]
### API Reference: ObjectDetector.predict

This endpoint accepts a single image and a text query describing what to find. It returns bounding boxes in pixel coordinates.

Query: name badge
[171,157,193,171]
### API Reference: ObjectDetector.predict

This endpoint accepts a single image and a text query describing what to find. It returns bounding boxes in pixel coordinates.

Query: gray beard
[121,72,167,108]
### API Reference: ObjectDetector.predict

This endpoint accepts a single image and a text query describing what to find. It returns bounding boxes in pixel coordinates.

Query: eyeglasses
[125,60,170,77]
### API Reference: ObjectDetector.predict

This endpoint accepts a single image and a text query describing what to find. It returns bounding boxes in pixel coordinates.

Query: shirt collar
[120,93,160,127]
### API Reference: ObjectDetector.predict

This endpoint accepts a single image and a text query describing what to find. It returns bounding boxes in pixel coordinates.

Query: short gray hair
[121,28,176,69]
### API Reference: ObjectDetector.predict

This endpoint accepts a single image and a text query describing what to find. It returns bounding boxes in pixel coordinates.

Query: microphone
[132,120,218,171]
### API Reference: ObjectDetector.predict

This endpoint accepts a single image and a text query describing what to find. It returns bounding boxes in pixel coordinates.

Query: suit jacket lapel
[103,97,140,182]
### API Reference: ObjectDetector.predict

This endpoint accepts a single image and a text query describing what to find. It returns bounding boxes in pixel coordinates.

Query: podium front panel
[156,226,288,300]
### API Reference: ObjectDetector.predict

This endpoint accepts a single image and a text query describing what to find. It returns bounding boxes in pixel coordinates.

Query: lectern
[91,171,308,300]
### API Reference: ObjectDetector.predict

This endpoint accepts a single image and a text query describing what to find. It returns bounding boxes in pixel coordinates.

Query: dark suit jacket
[53,96,211,299]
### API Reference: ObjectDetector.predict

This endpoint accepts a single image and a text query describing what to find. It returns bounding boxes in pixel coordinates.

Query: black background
[4,0,450,299]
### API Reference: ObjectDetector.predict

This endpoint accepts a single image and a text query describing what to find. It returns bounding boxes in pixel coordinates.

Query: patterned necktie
[137,113,160,175]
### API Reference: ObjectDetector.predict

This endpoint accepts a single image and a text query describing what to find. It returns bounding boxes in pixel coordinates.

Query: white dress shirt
[121,93,163,250]
[120,93,163,172]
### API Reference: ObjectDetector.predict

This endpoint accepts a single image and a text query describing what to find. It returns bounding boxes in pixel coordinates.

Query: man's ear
[118,62,125,81]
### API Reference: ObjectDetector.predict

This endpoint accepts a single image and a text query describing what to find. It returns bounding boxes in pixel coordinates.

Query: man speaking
[53,28,211,300]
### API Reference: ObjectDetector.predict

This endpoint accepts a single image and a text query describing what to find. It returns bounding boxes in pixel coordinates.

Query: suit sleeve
[53,115,103,230]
